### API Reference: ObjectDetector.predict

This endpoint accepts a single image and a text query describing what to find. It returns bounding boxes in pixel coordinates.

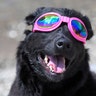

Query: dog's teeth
[46,64,54,72]
[44,55,48,64]
[49,66,54,72]
[47,64,50,67]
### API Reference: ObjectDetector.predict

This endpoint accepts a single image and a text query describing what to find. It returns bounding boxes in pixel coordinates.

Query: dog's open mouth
[38,53,69,74]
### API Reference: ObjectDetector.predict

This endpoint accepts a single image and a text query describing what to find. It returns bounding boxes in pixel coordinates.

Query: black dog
[8,7,96,96]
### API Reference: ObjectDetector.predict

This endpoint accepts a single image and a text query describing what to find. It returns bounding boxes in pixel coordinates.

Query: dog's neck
[41,71,90,96]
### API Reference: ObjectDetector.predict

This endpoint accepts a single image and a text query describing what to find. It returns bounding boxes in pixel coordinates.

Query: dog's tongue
[48,56,65,73]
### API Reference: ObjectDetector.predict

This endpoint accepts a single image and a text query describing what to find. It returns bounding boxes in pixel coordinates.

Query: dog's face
[20,7,93,83]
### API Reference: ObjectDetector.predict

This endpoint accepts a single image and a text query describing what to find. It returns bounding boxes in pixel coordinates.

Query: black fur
[8,7,96,96]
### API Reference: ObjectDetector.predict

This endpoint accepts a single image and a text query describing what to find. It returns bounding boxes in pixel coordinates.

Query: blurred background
[0,0,96,96]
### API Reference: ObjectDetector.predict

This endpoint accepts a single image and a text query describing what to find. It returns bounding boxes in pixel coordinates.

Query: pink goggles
[33,12,88,43]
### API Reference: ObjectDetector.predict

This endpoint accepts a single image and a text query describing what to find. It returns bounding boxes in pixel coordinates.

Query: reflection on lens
[37,14,59,28]
[71,20,87,38]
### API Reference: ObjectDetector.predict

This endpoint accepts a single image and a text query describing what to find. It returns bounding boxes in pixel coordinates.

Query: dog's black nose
[56,38,72,51]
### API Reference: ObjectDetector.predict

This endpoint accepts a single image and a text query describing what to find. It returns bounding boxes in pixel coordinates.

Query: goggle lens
[37,14,60,28]
[71,20,87,38]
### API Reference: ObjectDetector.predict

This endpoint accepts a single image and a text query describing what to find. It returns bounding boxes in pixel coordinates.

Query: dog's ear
[25,7,45,25]
[24,30,32,36]
[83,16,94,40]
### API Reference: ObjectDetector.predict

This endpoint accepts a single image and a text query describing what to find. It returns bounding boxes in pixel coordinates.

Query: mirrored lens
[37,14,60,28]
[71,20,87,38]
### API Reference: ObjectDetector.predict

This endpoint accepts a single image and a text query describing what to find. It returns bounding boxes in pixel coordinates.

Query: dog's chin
[37,52,70,82]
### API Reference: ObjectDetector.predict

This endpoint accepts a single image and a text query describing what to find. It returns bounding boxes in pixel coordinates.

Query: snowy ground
[0,0,96,96]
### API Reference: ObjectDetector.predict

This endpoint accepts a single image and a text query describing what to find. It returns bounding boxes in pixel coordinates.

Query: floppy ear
[25,13,36,25]
[24,30,32,36]
[25,7,45,25]
[83,16,94,40]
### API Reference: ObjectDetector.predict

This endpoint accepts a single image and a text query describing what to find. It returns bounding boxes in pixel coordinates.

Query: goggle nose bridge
[61,16,70,23]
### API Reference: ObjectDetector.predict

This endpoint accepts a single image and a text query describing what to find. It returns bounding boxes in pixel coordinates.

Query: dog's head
[17,7,93,83]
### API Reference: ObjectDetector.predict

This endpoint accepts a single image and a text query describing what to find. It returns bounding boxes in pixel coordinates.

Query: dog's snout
[56,38,72,51]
